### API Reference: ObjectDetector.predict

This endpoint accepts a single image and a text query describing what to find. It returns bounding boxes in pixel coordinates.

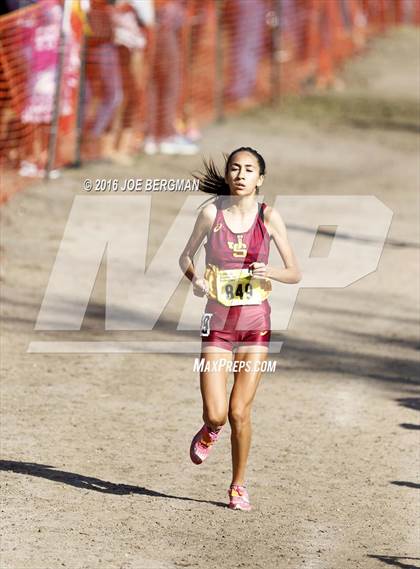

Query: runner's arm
[179,204,216,285]
[251,206,302,284]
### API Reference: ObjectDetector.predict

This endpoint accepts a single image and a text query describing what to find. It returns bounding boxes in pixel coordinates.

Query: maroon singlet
[205,199,270,269]
[201,198,271,350]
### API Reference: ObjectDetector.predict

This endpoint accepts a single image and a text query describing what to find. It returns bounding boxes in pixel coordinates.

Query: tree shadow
[328,328,420,351]
[298,299,418,326]
[1,294,198,338]
[397,398,420,411]
[368,555,420,569]
[390,481,420,490]
[284,91,420,139]
[273,336,420,388]
[399,424,420,431]
[0,460,227,508]
[288,222,420,250]
[3,292,419,391]
[349,118,420,136]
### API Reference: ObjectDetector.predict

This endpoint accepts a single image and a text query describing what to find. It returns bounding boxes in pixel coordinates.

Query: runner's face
[225,152,264,196]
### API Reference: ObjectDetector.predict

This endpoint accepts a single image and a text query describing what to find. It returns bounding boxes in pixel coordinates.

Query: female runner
[179,147,301,510]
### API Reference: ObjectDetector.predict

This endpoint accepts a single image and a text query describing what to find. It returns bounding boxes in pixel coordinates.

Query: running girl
[179,147,301,510]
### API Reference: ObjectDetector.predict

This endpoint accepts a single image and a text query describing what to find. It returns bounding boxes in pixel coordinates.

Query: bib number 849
[224,282,253,300]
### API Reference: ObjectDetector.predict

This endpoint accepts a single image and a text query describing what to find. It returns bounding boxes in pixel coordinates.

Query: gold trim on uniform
[227,234,247,258]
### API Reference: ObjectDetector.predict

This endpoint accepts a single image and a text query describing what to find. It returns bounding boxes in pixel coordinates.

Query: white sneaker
[38,168,61,180]
[18,161,60,179]
[143,137,159,155]
[47,169,61,180]
[19,160,38,177]
[159,135,199,156]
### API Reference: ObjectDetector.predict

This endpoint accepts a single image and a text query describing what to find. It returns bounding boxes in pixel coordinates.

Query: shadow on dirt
[288,223,420,250]
[2,238,419,392]
[0,460,228,508]
[396,398,420,411]
[399,424,420,431]
[2,292,419,389]
[368,554,420,569]
[390,481,420,490]
[275,337,420,388]
[279,93,420,135]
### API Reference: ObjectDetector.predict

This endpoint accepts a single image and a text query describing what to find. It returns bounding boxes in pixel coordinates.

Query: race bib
[216,268,264,307]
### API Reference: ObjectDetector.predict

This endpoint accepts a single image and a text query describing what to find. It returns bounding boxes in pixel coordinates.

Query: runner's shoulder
[198,201,218,229]
[262,205,286,234]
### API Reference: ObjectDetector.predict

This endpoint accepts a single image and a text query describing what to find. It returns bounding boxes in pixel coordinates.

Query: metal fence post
[73,32,87,168]
[270,0,282,104]
[215,0,224,122]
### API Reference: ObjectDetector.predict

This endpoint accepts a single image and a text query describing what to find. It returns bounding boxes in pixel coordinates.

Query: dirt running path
[1,28,419,569]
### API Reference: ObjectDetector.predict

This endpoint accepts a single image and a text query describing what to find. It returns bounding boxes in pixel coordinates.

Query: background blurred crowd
[0,0,418,189]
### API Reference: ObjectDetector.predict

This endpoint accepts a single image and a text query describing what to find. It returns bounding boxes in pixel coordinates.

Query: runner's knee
[228,405,251,428]
[203,409,228,429]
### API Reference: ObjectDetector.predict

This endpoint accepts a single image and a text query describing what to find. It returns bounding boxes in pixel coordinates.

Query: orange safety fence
[0,0,419,203]
[0,0,83,200]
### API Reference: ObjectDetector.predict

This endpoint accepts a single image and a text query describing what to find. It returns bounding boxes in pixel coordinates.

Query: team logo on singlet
[213,223,222,233]
[227,234,247,258]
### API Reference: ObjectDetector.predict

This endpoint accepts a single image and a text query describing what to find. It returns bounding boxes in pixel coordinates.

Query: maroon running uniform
[201,198,271,351]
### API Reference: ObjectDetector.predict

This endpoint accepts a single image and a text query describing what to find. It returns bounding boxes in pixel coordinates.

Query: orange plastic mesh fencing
[221,0,274,112]
[1,0,419,202]
[0,0,83,201]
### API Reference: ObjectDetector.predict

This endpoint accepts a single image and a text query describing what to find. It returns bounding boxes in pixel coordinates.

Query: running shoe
[190,424,222,465]
[159,135,199,156]
[228,484,252,511]
[143,137,159,156]
[18,161,39,178]
[19,161,60,179]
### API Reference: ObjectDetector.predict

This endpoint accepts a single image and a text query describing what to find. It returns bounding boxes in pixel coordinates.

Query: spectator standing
[143,0,198,155]
[84,0,123,158]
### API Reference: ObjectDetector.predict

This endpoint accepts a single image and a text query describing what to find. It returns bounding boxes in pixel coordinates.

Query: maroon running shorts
[200,299,271,351]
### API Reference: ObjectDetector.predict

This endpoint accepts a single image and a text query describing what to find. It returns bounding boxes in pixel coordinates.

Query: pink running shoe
[190,424,222,465]
[228,484,252,511]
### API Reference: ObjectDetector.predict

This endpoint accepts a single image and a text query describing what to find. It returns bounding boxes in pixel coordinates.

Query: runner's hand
[192,277,209,297]
[249,262,268,278]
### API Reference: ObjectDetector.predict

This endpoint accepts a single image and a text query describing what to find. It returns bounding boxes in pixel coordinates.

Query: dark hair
[193,147,266,203]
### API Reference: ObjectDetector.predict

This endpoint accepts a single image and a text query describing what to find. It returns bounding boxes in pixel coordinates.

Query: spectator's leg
[91,43,123,138]
[154,23,181,140]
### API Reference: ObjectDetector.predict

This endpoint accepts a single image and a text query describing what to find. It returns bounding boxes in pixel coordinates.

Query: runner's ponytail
[193,156,231,197]
[194,147,266,208]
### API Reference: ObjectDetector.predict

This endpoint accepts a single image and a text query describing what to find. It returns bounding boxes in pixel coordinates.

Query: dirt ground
[1,27,419,569]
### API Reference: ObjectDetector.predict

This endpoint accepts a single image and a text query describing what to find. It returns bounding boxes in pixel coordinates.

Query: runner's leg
[200,348,232,429]
[229,348,268,486]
